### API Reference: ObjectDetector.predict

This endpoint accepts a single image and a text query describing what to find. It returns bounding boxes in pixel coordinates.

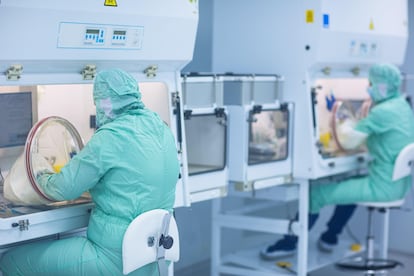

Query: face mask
[367,86,375,99]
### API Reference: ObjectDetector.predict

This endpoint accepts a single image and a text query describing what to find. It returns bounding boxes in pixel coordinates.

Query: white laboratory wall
[182,0,213,73]
[388,0,414,255]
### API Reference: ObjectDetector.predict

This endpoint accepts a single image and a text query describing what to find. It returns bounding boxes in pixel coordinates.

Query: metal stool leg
[380,208,390,259]
[366,207,375,259]
[336,207,402,273]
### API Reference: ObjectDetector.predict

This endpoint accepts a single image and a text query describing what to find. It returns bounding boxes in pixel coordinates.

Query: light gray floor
[310,250,414,276]
[175,250,414,276]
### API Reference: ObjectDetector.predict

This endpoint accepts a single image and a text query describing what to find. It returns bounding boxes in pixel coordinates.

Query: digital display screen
[113,30,126,36]
[0,92,33,148]
[86,29,100,35]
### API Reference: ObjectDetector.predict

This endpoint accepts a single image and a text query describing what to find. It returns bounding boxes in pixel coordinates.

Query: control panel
[58,22,144,50]
[349,40,379,57]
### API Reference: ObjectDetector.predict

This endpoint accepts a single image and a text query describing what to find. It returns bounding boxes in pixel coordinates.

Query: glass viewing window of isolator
[184,109,227,175]
[314,78,371,158]
[248,105,289,165]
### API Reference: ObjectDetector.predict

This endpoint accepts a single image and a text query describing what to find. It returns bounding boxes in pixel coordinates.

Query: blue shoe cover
[260,238,296,260]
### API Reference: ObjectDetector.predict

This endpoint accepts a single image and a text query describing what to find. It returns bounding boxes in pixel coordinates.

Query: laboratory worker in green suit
[261,63,414,259]
[311,63,414,213]
[0,69,180,275]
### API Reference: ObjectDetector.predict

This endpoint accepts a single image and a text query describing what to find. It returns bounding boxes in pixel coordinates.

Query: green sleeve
[37,133,106,201]
[355,107,385,136]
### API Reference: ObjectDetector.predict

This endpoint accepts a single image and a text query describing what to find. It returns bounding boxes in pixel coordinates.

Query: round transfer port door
[331,100,370,152]
[4,116,84,205]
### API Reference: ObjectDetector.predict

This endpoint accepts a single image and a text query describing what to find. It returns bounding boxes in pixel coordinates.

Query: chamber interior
[315,78,370,158]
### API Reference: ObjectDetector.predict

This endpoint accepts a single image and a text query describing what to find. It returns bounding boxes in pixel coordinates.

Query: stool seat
[358,199,405,208]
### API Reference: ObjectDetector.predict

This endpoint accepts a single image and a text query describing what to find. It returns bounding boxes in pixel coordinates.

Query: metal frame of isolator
[211,179,309,276]
[209,74,304,275]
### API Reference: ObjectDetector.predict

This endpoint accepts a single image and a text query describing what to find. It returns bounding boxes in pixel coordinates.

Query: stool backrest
[392,143,414,181]
[122,209,179,275]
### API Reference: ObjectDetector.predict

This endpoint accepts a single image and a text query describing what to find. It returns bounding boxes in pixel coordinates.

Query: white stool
[122,209,180,276]
[337,143,414,274]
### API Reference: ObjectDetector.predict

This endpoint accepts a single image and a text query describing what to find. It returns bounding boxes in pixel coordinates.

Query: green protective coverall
[0,69,180,275]
[311,63,414,214]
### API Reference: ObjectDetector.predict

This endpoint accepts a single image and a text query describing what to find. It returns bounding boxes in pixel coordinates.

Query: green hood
[368,63,401,103]
[93,69,144,127]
